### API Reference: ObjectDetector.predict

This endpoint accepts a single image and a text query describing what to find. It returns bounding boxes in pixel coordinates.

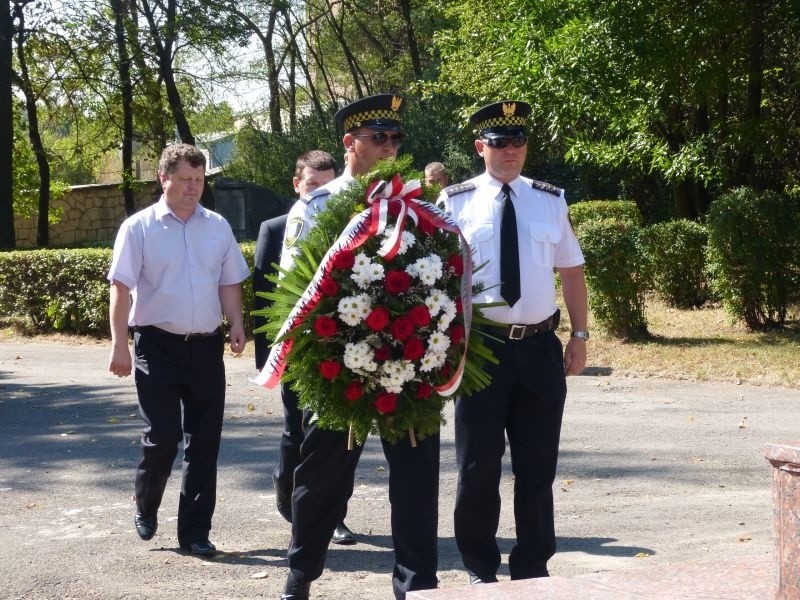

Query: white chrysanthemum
[344,341,378,372]
[350,254,385,289]
[337,293,371,326]
[424,289,447,316]
[384,227,417,255]
[379,360,416,393]
[419,350,447,372]
[427,330,451,353]
[406,254,443,285]
[437,298,457,331]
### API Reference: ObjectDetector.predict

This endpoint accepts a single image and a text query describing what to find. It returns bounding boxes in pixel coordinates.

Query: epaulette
[442,182,476,197]
[530,179,561,196]
[300,187,330,205]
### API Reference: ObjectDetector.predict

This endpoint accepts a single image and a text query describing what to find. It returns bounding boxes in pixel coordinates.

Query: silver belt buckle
[509,324,526,340]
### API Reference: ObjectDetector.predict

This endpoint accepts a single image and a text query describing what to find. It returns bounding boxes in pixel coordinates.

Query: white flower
[344,342,378,372]
[337,293,371,326]
[437,298,457,331]
[406,254,443,285]
[427,330,451,354]
[419,350,446,372]
[350,253,385,289]
[379,360,416,393]
[384,226,417,255]
[424,289,448,316]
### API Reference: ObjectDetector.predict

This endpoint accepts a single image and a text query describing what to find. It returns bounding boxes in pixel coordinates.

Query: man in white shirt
[440,100,588,584]
[108,143,250,557]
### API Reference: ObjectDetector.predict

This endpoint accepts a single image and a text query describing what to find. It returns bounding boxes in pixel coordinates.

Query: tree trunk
[0,0,15,249]
[112,0,136,216]
[13,2,49,246]
[398,0,422,79]
[140,0,194,145]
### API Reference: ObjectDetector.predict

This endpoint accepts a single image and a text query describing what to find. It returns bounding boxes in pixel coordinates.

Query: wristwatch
[570,330,590,341]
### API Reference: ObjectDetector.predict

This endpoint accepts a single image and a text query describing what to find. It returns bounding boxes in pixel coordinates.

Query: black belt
[495,310,560,340]
[135,325,220,342]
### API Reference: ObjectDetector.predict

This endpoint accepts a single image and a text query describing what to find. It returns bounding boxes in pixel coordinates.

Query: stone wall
[13,181,161,248]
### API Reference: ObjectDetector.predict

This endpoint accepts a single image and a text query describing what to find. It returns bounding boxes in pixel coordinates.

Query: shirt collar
[479,172,524,200]
[154,195,206,222]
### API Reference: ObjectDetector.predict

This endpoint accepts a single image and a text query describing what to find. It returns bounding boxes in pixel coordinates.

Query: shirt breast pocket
[529,222,561,267]
[465,224,495,268]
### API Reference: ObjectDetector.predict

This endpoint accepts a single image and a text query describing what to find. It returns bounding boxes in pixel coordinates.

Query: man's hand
[109,343,132,377]
[563,337,587,376]
[229,323,246,355]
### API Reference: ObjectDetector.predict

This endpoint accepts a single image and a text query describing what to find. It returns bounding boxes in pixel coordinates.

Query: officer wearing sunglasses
[278,94,441,600]
[440,100,588,585]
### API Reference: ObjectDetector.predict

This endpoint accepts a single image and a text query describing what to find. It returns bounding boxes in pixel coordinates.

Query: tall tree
[111,0,136,215]
[11,0,52,246]
[0,0,14,249]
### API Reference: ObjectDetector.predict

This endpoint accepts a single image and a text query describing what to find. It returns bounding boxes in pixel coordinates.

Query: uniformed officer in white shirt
[440,100,588,584]
[277,94,441,600]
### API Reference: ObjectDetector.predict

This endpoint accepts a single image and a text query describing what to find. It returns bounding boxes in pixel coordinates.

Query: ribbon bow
[366,173,423,261]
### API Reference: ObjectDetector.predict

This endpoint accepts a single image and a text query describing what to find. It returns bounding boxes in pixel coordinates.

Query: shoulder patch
[530,179,561,196]
[283,216,305,248]
[442,182,476,197]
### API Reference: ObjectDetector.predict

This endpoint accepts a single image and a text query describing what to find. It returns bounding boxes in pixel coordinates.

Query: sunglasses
[352,131,406,148]
[483,136,528,149]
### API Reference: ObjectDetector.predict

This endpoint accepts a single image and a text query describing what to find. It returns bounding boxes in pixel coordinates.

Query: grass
[3,297,799,389]
[562,297,800,389]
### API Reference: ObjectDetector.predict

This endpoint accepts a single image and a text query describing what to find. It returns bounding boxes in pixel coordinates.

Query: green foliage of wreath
[254,155,499,445]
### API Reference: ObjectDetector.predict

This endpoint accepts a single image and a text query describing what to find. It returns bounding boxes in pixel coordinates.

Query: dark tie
[500,183,521,306]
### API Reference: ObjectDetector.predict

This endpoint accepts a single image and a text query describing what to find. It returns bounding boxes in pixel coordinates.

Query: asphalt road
[1,340,798,599]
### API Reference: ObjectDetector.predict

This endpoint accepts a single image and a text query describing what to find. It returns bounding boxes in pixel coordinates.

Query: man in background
[424,161,449,188]
[253,150,356,545]
[108,143,250,557]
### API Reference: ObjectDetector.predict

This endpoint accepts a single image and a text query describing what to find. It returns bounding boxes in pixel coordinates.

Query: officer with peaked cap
[439,100,588,584]
[277,94,441,600]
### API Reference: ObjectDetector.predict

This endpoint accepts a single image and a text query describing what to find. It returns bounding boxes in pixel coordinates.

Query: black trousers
[288,413,440,600]
[132,328,225,545]
[273,383,303,498]
[454,329,566,580]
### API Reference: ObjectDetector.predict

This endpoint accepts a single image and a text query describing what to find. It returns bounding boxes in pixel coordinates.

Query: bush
[0,248,113,335]
[640,219,710,308]
[569,199,643,229]
[574,217,648,338]
[0,244,258,338]
[706,187,800,330]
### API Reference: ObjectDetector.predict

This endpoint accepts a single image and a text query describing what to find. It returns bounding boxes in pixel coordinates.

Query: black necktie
[500,183,521,306]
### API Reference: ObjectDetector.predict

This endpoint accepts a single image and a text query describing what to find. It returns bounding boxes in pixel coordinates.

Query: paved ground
[1,339,798,599]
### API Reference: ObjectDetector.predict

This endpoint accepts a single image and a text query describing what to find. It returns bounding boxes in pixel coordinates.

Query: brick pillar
[765,441,800,600]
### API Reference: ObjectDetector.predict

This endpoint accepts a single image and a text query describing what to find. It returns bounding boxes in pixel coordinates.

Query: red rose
[313,315,337,338]
[365,306,391,331]
[332,249,355,270]
[319,360,341,380]
[390,316,414,341]
[344,380,364,402]
[447,254,464,276]
[440,363,452,379]
[403,337,426,361]
[455,297,463,314]
[319,277,339,297]
[416,382,433,399]
[375,392,397,415]
[385,270,412,295]
[408,305,432,328]
[449,323,465,345]
[374,345,392,361]
[418,218,437,236]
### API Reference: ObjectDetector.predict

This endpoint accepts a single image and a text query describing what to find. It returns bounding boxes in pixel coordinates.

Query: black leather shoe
[331,522,356,545]
[134,513,157,540]
[469,574,498,585]
[281,574,311,600]
[180,539,217,557]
